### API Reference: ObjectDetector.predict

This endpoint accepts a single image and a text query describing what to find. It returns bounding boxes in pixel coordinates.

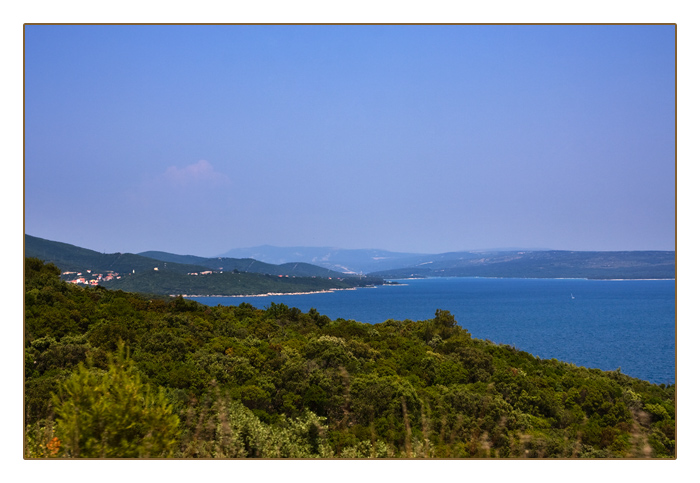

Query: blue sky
[24,24,676,256]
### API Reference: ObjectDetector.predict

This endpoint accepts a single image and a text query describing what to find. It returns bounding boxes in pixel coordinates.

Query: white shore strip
[175,282,410,298]
[177,287,359,298]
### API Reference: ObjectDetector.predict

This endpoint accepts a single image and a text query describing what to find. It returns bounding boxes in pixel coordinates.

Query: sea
[188,277,676,385]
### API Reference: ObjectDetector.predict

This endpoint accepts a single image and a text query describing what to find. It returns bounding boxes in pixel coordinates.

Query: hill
[24,258,676,458]
[25,234,207,275]
[139,250,347,278]
[25,235,384,296]
[100,267,382,296]
[368,250,676,280]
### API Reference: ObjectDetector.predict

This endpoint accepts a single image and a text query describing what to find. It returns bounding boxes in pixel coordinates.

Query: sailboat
[571,293,575,299]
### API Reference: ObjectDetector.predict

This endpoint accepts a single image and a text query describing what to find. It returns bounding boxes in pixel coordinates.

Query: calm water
[189,278,676,384]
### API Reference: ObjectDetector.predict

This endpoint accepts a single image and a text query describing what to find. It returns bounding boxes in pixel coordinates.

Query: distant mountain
[217,245,428,274]
[368,250,676,280]
[217,245,666,278]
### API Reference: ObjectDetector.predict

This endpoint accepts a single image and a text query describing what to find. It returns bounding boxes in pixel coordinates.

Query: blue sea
[189,277,676,384]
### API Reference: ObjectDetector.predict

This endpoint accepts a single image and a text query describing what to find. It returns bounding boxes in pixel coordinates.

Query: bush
[51,343,180,457]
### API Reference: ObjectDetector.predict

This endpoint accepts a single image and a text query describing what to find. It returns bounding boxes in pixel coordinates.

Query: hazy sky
[24,24,676,256]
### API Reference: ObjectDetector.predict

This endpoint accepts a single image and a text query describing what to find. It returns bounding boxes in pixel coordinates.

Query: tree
[52,343,180,457]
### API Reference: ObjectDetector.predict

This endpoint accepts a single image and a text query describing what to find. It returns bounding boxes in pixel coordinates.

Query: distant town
[62,268,306,286]
[62,270,122,286]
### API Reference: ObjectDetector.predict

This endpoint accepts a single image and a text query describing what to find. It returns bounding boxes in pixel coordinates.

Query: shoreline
[179,282,409,298]
[180,286,361,298]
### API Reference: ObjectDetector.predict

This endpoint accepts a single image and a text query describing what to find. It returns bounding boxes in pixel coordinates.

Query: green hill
[139,250,348,278]
[25,235,384,296]
[25,234,207,275]
[100,267,381,296]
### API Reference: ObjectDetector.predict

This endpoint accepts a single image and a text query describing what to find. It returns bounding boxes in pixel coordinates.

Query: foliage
[25,258,676,458]
[100,269,381,296]
[49,343,180,458]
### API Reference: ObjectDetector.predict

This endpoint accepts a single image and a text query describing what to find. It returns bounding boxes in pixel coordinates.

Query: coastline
[175,277,673,298]
[180,282,410,298]
[180,286,361,298]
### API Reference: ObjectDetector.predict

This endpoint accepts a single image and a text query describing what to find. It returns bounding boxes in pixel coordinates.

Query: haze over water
[191,277,676,384]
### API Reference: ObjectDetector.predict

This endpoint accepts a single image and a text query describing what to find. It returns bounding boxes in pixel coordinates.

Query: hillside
[25,235,385,296]
[368,250,676,280]
[25,234,207,275]
[139,250,347,278]
[100,267,383,296]
[25,258,676,458]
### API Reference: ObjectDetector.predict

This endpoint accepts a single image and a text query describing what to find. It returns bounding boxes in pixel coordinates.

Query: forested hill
[25,235,380,296]
[26,234,347,278]
[25,258,675,459]
[100,269,382,296]
[368,250,676,280]
[25,234,208,274]
[139,250,345,278]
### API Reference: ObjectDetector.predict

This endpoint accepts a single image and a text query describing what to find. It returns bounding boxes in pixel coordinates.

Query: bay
[189,277,676,384]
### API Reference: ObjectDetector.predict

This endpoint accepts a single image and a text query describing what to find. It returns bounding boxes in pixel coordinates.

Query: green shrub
[52,343,180,457]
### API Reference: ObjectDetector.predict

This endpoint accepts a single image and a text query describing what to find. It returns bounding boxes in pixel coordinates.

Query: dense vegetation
[100,269,384,296]
[25,258,675,458]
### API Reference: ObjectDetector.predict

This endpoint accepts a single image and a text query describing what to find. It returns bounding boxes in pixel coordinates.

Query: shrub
[52,343,180,457]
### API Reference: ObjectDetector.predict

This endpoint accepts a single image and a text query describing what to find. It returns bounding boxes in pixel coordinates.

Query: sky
[24,24,676,256]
